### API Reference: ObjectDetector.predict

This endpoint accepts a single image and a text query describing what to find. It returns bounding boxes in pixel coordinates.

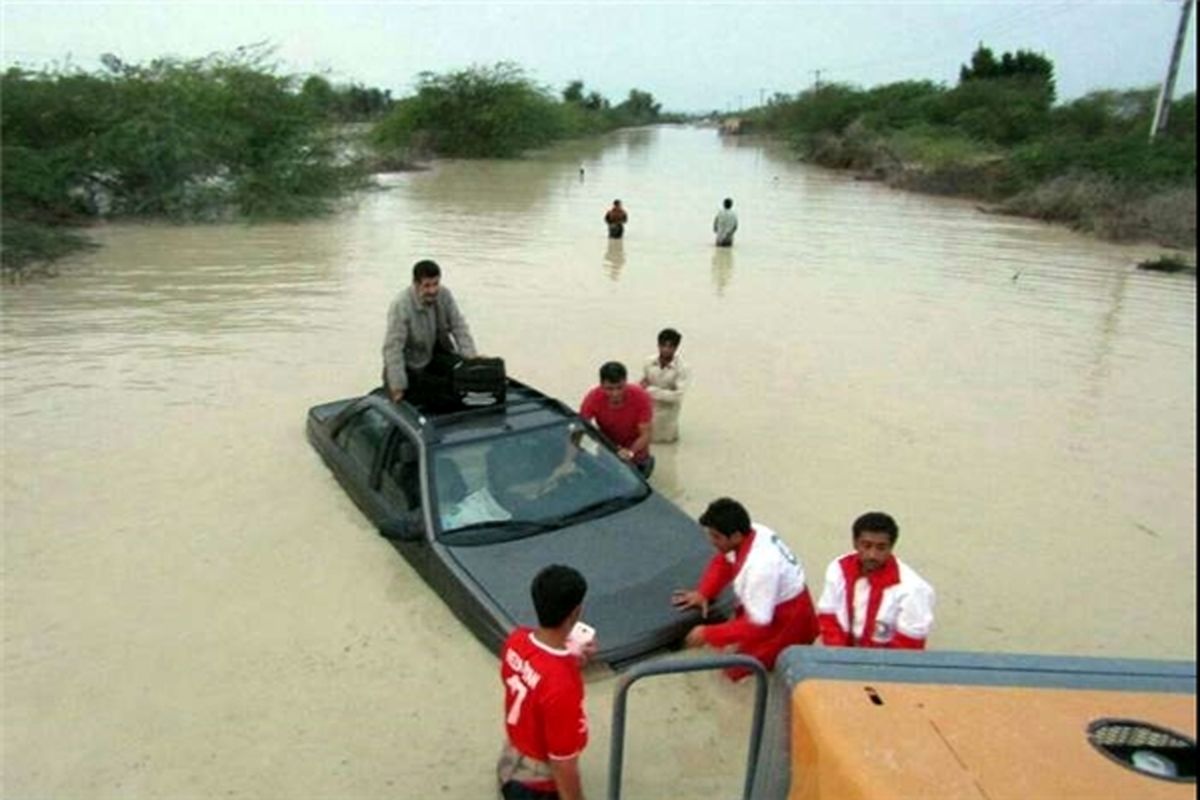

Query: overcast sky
[2,1,1195,112]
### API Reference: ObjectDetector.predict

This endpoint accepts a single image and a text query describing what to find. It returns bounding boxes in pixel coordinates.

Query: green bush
[1,49,365,273]
[742,41,1193,243]
[886,125,997,168]
[371,63,566,158]
[370,65,662,160]
[927,78,1052,145]
[860,81,945,131]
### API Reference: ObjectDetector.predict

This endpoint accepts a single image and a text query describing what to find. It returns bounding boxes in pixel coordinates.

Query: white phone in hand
[566,621,595,655]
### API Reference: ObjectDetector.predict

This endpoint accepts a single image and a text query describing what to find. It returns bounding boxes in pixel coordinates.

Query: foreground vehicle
[610,648,1196,798]
[306,379,729,667]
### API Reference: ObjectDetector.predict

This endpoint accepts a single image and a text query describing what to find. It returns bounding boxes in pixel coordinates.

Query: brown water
[2,125,1195,798]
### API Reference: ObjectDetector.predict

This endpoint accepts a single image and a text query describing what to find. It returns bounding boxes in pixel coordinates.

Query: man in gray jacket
[382,259,477,407]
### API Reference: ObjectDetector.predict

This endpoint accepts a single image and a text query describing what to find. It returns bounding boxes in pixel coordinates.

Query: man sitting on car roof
[382,258,477,409]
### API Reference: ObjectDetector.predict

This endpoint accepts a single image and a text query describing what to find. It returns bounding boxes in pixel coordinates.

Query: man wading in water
[604,199,628,239]
[713,197,738,247]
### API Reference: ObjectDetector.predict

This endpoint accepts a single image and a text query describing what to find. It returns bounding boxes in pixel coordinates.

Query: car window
[379,432,422,513]
[334,406,390,473]
[434,422,647,542]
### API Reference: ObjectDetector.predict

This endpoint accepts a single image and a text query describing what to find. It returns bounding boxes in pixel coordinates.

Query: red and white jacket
[817,553,935,649]
[696,524,819,667]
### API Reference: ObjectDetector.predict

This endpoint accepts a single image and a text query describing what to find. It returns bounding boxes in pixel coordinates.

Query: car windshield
[432,421,648,542]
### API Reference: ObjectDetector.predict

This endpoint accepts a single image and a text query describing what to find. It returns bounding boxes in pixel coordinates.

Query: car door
[378,434,505,652]
[330,403,401,525]
[376,426,424,526]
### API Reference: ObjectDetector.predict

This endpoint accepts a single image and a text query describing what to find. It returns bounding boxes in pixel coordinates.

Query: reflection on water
[621,126,656,160]
[2,125,1195,800]
[603,238,625,280]
[711,246,734,294]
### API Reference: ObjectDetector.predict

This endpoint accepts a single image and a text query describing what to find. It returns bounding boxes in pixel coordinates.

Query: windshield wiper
[553,493,644,526]
[445,518,561,536]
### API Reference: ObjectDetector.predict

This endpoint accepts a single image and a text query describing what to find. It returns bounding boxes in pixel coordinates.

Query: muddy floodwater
[2,125,1195,798]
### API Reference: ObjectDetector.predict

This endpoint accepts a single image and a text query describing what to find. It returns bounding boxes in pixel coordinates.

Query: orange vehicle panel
[788,679,1195,800]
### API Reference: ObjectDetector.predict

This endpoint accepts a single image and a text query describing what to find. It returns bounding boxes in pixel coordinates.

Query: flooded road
[3,125,1195,798]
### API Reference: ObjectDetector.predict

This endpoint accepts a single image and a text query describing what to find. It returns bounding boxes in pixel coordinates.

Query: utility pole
[812,69,823,92]
[1150,0,1194,141]
[759,87,766,107]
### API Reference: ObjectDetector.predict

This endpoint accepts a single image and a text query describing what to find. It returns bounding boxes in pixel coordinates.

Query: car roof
[337,380,580,449]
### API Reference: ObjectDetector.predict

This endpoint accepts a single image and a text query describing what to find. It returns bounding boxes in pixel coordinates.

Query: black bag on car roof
[452,357,506,403]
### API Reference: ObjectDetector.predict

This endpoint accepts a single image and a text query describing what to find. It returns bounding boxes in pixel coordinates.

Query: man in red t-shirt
[579,361,655,478]
[498,565,594,800]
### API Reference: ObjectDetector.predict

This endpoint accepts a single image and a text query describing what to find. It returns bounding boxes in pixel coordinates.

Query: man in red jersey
[673,497,819,680]
[579,361,655,478]
[816,511,935,649]
[498,565,593,800]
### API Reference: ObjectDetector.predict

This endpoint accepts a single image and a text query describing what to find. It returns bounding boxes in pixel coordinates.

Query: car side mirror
[379,511,426,542]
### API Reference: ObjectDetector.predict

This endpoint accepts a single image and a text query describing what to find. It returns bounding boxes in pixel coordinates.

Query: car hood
[445,493,716,666]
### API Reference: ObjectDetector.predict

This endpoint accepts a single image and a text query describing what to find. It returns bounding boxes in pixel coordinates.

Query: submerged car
[306,379,729,667]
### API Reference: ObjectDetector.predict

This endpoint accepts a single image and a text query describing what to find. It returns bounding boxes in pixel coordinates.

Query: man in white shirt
[713,197,738,247]
[640,328,690,443]
[817,511,935,649]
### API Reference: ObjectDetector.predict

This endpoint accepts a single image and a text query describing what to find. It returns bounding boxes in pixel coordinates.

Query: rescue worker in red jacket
[673,497,819,679]
[817,511,935,649]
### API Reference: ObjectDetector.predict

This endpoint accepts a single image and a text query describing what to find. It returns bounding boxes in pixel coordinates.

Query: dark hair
[657,328,682,347]
[531,564,587,628]
[599,361,627,384]
[699,497,751,537]
[412,259,441,282]
[723,198,733,209]
[852,511,899,544]
[613,199,622,205]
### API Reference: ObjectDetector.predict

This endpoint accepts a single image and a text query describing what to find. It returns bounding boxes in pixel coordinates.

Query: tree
[615,89,661,122]
[562,79,585,104]
[583,91,608,111]
[944,44,1057,143]
[959,43,1055,105]
[959,45,999,82]
[338,83,393,119]
[301,75,337,117]
[371,62,564,157]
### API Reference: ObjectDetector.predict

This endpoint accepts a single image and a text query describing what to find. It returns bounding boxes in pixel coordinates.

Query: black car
[306,380,728,667]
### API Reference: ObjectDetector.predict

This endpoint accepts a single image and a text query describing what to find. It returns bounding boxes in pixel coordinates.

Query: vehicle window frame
[378,420,425,516]
[332,404,396,490]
